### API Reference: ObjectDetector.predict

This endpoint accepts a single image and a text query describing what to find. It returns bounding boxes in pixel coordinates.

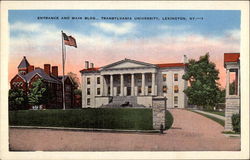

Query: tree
[67,72,80,88]
[9,88,27,110]
[28,79,49,107]
[229,80,236,95]
[182,53,221,109]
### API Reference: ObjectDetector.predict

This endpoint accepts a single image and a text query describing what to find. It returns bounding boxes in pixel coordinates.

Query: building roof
[24,68,61,83]
[18,56,30,69]
[80,67,100,73]
[224,53,240,63]
[155,63,186,68]
[80,62,186,73]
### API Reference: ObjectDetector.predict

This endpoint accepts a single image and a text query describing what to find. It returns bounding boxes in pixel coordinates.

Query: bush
[165,110,173,129]
[9,108,153,130]
[231,113,240,133]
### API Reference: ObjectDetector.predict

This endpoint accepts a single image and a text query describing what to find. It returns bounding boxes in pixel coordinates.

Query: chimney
[28,65,34,73]
[52,66,58,77]
[44,64,51,75]
[183,55,188,64]
[85,61,89,69]
[90,63,94,68]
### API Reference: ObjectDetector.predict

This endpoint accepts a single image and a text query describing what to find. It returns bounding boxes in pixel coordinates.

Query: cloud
[91,22,136,35]
[158,24,191,31]
[9,21,240,88]
[224,29,240,42]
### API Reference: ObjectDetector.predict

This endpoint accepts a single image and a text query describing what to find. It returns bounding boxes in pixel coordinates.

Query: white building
[80,58,188,108]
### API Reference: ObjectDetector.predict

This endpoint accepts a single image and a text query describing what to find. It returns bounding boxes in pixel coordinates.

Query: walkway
[191,109,225,120]
[9,109,240,151]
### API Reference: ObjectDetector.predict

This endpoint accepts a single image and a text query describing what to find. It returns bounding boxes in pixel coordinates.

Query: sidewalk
[190,109,225,121]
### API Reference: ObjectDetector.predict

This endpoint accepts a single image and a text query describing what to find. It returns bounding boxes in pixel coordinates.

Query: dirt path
[9,109,240,151]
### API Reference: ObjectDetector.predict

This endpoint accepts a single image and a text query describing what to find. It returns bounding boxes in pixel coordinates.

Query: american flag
[62,32,77,48]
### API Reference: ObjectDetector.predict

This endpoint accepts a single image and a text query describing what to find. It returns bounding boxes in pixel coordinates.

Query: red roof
[156,63,186,68]
[224,53,240,63]
[80,67,100,72]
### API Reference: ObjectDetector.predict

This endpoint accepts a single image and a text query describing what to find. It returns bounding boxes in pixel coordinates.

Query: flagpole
[61,30,66,110]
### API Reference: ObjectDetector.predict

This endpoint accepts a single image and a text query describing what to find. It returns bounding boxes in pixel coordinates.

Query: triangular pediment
[101,58,156,70]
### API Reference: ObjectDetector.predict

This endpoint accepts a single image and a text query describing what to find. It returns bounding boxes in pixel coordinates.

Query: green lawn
[203,110,225,117]
[9,108,174,131]
[190,110,225,126]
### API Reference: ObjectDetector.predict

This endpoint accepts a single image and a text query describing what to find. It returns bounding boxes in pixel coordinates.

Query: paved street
[9,109,240,151]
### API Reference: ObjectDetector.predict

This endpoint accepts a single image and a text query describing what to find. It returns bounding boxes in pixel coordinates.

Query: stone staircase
[102,96,145,108]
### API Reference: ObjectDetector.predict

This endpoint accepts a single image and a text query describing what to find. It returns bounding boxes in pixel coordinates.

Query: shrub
[231,113,240,133]
[9,108,153,130]
[165,110,173,129]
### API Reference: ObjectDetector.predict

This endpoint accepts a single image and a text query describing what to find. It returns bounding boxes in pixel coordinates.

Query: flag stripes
[62,32,77,48]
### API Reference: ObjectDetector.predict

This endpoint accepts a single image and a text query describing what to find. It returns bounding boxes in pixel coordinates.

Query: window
[87,77,91,84]
[97,77,100,84]
[162,74,167,81]
[174,96,178,104]
[162,85,167,93]
[148,86,152,94]
[174,74,178,81]
[174,85,179,93]
[117,86,121,95]
[87,88,91,95]
[87,98,91,105]
[108,87,110,95]
[138,86,142,94]
[97,88,101,95]
[148,75,152,82]
[66,85,71,91]
[137,77,142,83]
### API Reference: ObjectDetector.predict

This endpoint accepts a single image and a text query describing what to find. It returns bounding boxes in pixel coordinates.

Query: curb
[10,126,161,134]
[222,133,241,138]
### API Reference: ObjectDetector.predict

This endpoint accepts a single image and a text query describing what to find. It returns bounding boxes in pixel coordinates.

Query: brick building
[10,56,76,109]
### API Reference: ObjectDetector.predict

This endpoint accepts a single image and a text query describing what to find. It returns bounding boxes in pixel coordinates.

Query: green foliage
[67,72,80,88]
[182,53,221,109]
[232,113,240,133]
[165,110,173,130]
[8,89,27,110]
[74,89,82,95]
[9,108,153,130]
[28,79,49,106]
[229,81,236,95]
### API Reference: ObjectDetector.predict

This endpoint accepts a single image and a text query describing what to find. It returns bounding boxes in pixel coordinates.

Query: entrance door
[127,87,131,96]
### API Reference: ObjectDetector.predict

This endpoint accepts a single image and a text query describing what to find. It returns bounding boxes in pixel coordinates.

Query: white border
[1,1,249,159]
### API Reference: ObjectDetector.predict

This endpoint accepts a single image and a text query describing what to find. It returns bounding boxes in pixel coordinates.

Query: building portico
[80,58,187,108]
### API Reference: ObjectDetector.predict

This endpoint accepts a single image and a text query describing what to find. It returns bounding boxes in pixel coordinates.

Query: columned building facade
[80,58,188,108]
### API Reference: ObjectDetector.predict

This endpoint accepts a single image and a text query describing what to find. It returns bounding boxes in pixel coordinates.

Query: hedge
[9,108,174,131]
[9,108,153,130]
[232,113,240,133]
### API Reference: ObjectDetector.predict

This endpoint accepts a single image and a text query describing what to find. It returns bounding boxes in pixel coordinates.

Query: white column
[226,69,230,97]
[131,74,135,96]
[110,75,113,96]
[152,73,155,95]
[142,73,145,95]
[120,74,124,96]
[102,75,106,96]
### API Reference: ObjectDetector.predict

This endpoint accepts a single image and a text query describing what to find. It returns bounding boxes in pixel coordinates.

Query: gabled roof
[156,63,186,68]
[10,73,27,83]
[18,56,30,69]
[101,58,156,70]
[24,68,61,83]
[224,53,240,63]
[58,75,76,85]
